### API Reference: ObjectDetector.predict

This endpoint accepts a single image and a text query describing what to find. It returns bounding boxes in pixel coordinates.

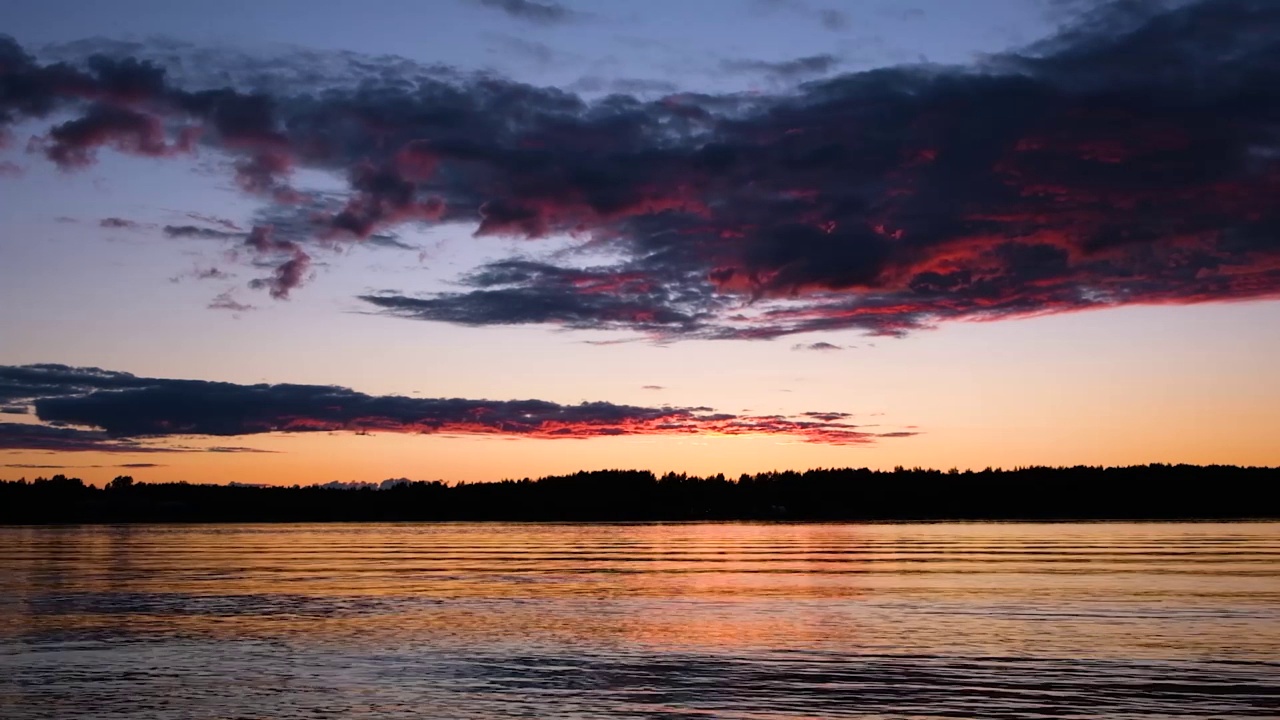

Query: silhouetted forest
[2,465,1278,523]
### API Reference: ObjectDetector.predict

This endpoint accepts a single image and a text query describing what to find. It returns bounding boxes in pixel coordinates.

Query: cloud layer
[4,0,1280,339]
[0,365,911,449]
[472,0,579,26]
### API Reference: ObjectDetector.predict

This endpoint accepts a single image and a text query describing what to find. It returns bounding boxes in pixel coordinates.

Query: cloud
[720,54,842,79]
[5,1,1280,340]
[208,291,255,312]
[0,364,914,446]
[752,1,851,31]
[185,212,241,231]
[608,78,681,94]
[1,406,28,414]
[2,462,165,469]
[792,342,843,351]
[0,364,155,405]
[100,217,142,229]
[0,161,22,176]
[472,0,579,25]
[570,76,680,95]
[0,422,183,453]
[197,267,231,281]
[244,225,311,299]
[36,104,197,169]
[171,265,232,283]
[164,217,400,295]
[360,259,718,334]
[819,9,851,30]
[487,35,559,66]
[366,233,417,251]
[802,411,853,421]
[163,224,241,239]
[641,385,665,390]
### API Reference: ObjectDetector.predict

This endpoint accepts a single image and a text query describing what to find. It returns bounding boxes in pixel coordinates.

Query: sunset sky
[1,0,1278,486]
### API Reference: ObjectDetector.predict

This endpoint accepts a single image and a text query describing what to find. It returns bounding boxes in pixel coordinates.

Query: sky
[1,0,1279,486]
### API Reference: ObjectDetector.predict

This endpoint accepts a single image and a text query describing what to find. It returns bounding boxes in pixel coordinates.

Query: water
[1,522,1277,719]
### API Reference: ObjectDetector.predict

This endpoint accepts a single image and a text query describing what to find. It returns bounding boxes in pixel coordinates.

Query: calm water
[1,523,1277,719]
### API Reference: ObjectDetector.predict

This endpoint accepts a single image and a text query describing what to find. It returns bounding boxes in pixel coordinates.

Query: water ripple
[1,522,1277,719]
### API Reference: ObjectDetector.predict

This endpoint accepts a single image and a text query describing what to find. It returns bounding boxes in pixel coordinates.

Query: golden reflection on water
[3,522,1278,655]
[2,522,1278,718]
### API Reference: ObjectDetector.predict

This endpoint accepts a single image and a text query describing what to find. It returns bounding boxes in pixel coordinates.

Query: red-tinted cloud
[0,364,914,446]
[4,1,1280,336]
[37,105,195,169]
[243,226,311,299]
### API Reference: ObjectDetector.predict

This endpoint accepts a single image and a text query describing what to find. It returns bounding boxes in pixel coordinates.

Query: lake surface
[1,522,1277,719]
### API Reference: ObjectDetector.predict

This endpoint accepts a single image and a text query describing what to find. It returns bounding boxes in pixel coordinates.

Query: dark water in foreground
[1,523,1277,719]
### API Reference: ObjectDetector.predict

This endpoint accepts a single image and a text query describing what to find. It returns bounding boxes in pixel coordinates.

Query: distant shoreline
[5,464,1278,524]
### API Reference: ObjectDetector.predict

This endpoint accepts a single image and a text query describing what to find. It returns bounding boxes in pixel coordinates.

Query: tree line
[1,464,1278,523]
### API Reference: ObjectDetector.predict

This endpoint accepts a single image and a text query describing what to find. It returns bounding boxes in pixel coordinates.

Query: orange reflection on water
[3,522,1279,660]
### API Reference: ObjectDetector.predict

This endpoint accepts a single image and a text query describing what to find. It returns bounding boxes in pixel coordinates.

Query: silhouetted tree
[0,464,1278,523]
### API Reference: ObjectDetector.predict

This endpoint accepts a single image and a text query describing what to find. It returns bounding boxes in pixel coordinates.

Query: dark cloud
[171,266,232,282]
[0,422,181,453]
[720,54,842,79]
[185,212,241,231]
[488,35,558,66]
[1041,0,1158,23]
[0,364,155,405]
[0,417,269,454]
[166,218,411,253]
[1,406,28,414]
[163,224,241,239]
[801,411,853,421]
[610,78,680,94]
[753,0,852,31]
[211,225,312,299]
[0,161,22,176]
[100,217,142,229]
[0,364,911,446]
[1,462,165,469]
[472,0,578,25]
[360,259,721,334]
[641,385,665,390]
[5,1,1280,339]
[37,104,196,169]
[793,342,844,351]
[819,9,851,30]
[365,233,417,251]
[247,250,310,299]
[570,77,680,95]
